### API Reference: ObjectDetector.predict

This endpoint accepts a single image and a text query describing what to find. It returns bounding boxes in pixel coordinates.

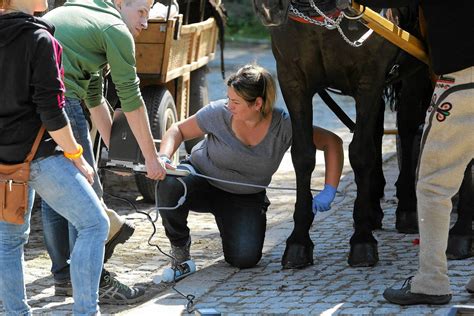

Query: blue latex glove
[312,184,337,214]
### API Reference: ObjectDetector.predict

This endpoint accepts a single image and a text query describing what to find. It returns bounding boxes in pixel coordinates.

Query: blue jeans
[158,169,270,269]
[41,97,103,281]
[0,155,109,315]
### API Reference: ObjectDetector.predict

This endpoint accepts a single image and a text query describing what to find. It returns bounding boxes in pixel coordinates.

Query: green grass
[226,21,270,41]
[223,1,271,41]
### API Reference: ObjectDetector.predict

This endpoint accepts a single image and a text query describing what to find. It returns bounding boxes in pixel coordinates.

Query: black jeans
[157,173,270,269]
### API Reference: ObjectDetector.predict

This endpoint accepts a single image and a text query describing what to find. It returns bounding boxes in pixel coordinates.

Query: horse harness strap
[289,9,341,24]
[289,0,374,47]
[318,89,356,133]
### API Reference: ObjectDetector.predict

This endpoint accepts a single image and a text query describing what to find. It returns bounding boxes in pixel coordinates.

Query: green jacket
[44,0,142,111]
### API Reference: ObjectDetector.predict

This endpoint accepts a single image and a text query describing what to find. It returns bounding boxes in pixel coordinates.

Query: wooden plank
[160,17,178,82]
[135,21,167,44]
[136,16,217,82]
[352,2,429,65]
[135,43,164,74]
[175,74,190,121]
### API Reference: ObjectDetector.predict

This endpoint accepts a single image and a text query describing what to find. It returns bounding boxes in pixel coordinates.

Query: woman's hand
[312,184,337,214]
[71,156,95,184]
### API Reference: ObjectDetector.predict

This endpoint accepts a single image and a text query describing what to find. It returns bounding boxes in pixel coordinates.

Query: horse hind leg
[369,98,386,230]
[447,160,474,259]
[395,122,422,234]
[395,67,432,233]
[347,91,385,267]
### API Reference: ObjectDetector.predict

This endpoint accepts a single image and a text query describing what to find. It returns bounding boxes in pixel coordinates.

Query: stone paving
[1,42,473,315]
[123,152,474,316]
[4,130,474,315]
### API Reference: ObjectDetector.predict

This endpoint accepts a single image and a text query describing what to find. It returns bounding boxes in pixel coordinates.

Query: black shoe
[465,277,474,293]
[170,237,191,267]
[104,220,135,263]
[383,277,452,305]
[99,273,145,305]
[54,278,73,297]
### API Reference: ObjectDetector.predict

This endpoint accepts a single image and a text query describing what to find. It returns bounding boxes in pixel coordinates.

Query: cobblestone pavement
[5,135,474,315]
[2,42,473,315]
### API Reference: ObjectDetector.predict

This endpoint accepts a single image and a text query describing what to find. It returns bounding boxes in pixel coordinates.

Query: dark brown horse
[252,0,473,267]
[253,0,402,267]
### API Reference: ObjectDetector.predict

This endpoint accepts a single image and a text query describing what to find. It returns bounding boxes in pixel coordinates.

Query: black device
[106,109,149,172]
[106,109,189,176]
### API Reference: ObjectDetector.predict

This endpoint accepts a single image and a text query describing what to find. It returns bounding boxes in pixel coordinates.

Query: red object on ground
[412,238,420,245]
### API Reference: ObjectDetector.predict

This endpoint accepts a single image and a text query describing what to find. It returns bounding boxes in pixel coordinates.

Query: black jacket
[356,0,474,75]
[0,12,68,164]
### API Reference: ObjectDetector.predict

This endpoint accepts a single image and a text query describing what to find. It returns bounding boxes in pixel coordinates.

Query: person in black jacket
[0,0,109,314]
[357,0,474,306]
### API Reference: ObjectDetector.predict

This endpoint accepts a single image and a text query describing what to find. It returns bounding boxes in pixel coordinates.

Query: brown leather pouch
[0,127,45,225]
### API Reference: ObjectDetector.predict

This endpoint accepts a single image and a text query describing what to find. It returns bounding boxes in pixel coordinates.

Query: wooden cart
[135,15,218,122]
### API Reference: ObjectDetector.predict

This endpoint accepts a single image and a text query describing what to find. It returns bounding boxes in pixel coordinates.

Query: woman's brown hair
[226,64,277,118]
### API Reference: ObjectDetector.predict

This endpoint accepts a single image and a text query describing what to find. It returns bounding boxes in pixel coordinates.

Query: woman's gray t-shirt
[189,99,292,194]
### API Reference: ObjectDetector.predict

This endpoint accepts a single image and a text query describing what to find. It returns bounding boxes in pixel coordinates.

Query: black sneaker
[99,273,145,305]
[54,278,72,297]
[104,220,135,263]
[383,277,452,305]
[170,237,191,267]
[465,277,474,293]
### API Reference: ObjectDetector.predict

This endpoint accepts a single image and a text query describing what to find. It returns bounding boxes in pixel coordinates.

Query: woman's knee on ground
[224,248,262,269]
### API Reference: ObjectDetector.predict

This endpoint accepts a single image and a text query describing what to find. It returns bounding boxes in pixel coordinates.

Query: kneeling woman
[157,64,343,269]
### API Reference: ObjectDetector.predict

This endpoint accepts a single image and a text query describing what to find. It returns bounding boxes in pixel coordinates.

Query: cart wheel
[135,86,178,203]
[185,65,209,153]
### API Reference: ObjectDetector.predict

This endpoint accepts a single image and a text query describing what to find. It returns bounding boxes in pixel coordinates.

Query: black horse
[252,0,473,267]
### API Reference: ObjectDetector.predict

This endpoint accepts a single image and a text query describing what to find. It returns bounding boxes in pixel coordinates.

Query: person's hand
[145,156,167,180]
[312,184,337,214]
[71,156,95,185]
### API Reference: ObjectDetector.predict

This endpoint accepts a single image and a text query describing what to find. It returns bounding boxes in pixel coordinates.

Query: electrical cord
[103,165,347,313]
[103,188,196,313]
[149,163,345,222]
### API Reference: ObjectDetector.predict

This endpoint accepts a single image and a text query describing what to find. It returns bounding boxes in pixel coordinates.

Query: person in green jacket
[42,0,165,305]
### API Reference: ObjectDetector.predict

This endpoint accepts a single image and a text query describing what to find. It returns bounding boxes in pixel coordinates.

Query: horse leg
[394,120,421,234]
[447,160,474,259]
[279,84,316,269]
[395,68,432,233]
[369,98,386,230]
[348,89,384,267]
[269,24,318,269]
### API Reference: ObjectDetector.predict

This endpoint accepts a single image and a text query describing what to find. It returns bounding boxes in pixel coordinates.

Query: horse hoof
[348,243,378,267]
[447,235,472,260]
[396,212,418,234]
[281,243,314,269]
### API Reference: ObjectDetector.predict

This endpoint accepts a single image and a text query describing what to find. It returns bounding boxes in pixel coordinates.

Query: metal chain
[289,0,370,47]
[289,4,335,28]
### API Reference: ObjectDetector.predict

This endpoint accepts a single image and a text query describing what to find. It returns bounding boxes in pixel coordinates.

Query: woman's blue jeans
[158,171,270,269]
[0,155,109,315]
[41,98,103,281]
